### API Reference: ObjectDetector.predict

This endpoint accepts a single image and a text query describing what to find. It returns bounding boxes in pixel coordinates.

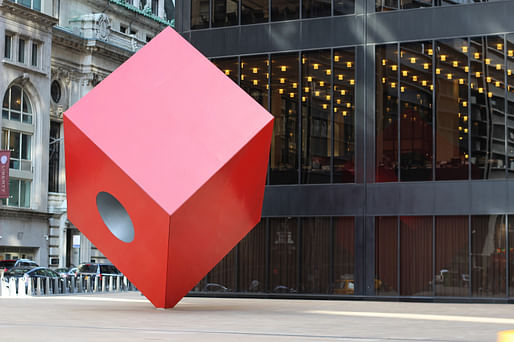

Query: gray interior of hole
[96,192,135,243]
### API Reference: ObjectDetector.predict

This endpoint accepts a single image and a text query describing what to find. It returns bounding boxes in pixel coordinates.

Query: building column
[158,0,165,18]
[57,212,67,267]
[79,234,91,263]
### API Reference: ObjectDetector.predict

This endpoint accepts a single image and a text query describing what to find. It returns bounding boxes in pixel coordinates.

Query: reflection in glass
[242,0,269,24]
[270,53,299,184]
[507,35,514,178]
[208,249,236,291]
[212,0,238,27]
[241,55,269,109]
[400,216,432,296]
[301,217,330,293]
[470,36,506,179]
[375,216,398,296]
[301,50,331,184]
[302,0,330,18]
[508,216,514,296]
[269,218,298,293]
[400,0,430,9]
[333,48,355,183]
[376,0,398,11]
[19,180,30,208]
[435,39,469,180]
[399,42,433,181]
[212,57,239,84]
[271,0,299,21]
[376,44,399,182]
[333,217,355,295]
[435,216,469,296]
[471,215,506,297]
[8,179,19,207]
[239,220,266,292]
[191,0,210,29]
[334,0,355,15]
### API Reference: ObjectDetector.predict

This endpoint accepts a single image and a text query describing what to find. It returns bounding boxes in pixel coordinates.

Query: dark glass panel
[9,179,19,207]
[400,0,430,9]
[238,220,266,292]
[9,131,20,159]
[21,134,30,160]
[435,216,469,296]
[399,216,432,296]
[435,39,469,180]
[18,39,25,63]
[333,48,355,183]
[375,216,398,296]
[242,0,269,24]
[191,0,210,29]
[334,0,354,15]
[31,43,37,67]
[269,218,298,293]
[509,216,514,296]
[49,121,61,193]
[212,57,239,83]
[10,86,21,111]
[399,42,433,181]
[240,55,269,109]
[208,249,236,291]
[32,0,41,11]
[300,217,330,294]
[470,36,506,179]
[376,0,398,11]
[2,88,8,109]
[376,44,399,182]
[212,0,238,27]
[269,53,299,184]
[507,35,514,177]
[333,217,354,295]
[301,50,331,184]
[4,35,11,59]
[302,0,330,18]
[271,0,299,21]
[471,215,506,297]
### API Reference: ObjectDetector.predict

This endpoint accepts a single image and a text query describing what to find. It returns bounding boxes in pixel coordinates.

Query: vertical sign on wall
[0,151,10,199]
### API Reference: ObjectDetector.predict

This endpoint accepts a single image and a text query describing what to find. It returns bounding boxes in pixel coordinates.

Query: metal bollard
[36,277,42,296]
[109,276,113,292]
[54,278,59,294]
[27,277,33,296]
[18,277,26,297]
[123,276,128,291]
[9,278,16,296]
[45,277,50,295]
[70,276,75,293]
[94,276,99,293]
[78,275,83,293]
[116,276,121,292]
[86,276,91,293]
[102,276,106,292]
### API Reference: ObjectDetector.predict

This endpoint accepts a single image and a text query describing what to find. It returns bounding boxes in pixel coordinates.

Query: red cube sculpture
[64,27,273,308]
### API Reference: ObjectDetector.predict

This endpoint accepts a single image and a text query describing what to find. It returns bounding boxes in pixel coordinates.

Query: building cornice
[0,0,58,31]
[0,207,53,220]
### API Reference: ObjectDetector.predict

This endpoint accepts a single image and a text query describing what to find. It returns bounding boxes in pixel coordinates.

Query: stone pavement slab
[0,292,513,341]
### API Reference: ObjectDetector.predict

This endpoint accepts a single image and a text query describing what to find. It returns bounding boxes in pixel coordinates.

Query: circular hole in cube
[96,191,134,243]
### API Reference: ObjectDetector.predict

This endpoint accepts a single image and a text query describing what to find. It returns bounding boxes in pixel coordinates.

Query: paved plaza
[0,292,513,341]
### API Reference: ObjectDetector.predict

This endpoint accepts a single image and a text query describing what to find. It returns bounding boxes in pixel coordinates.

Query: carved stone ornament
[96,14,111,41]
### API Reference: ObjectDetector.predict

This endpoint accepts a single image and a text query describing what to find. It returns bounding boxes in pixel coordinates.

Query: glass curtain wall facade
[180,0,514,300]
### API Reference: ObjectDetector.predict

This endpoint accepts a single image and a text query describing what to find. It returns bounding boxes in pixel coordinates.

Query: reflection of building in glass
[183,0,514,300]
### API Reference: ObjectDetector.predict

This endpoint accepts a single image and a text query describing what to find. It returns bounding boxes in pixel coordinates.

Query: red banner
[0,150,10,199]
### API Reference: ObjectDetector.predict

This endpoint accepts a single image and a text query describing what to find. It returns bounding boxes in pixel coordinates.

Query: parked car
[0,259,38,272]
[2,266,64,294]
[76,263,121,280]
[54,267,78,278]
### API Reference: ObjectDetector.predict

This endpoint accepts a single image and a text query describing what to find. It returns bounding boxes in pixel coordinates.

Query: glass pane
[238,220,266,292]
[2,88,8,109]
[18,39,25,63]
[208,249,236,291]
[271,0,299,21]
[22,114,32,124]
[269,53,299,185]
[2,110,8,119]
[8,179,19,207]
[333,48,355,183]
[400,0,430,9]
[376,44,399,182]
[18,0,31,8]
[49,121,61,193]
[471,215,506,297]
[33,0,41,11]
[269,218,298,293]
[301,50,331,184]
[399,42,433,181]
[1,129,7,150]
[20,180,30,208]
[435,216,469,296]
[435,39,469,180]
[509,216,514,297]
[191,0,210,29]
[20,160,31,172]
[242,0,268,24]
[21,134,31,160]
[4,35,11,59]
[333,217,354,295]
[302,0,330,18]
[212,57,239,84]
[334,0,355,15]
[375,216,398,296]
[10,86,21,111]
[240,55,269,109]
[212,0,238,27]
[300,217,330,294]
[400,216,432,296]
[10,111,20,122]
[376,0,398,11]
[470,36,506,179]
[507,35,514,177]
[23,92,32,114]
[9,131,20,159]
[31,43,37,66]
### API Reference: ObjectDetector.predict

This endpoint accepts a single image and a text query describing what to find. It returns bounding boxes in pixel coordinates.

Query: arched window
[1,85,34,208]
